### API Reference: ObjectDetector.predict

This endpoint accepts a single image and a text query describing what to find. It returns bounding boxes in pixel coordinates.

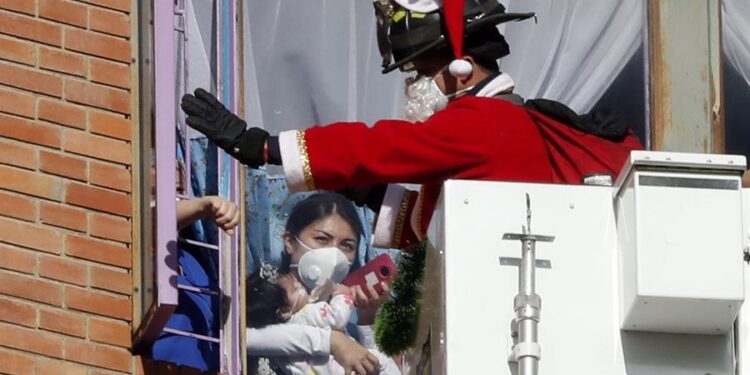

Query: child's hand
[203,196,240,235]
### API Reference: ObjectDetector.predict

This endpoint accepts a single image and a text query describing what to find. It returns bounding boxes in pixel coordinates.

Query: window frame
[132,1,245,373]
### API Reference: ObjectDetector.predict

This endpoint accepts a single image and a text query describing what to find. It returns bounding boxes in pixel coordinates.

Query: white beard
[402,76,448,121]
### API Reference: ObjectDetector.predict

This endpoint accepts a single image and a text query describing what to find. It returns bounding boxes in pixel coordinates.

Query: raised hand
[181,88,269,168]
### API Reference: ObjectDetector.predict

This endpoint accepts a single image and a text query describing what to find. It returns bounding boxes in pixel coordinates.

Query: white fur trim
[279,130,308,193]
[372,184,408,248]
[476,73,516,98]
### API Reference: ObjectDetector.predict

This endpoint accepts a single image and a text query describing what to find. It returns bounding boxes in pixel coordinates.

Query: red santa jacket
[278,96,643,249]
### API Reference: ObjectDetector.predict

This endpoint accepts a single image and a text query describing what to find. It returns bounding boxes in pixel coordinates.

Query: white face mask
[290,237,352,301]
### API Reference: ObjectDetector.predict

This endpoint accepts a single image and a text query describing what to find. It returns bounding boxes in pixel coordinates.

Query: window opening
[134,0,244,373]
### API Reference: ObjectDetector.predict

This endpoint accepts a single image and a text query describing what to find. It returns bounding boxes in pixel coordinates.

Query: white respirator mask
[290,237,352,302]
[402,65,475,122]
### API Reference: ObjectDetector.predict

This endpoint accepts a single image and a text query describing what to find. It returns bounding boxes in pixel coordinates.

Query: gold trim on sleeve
[391,192,411,248]
[296,130,316,191]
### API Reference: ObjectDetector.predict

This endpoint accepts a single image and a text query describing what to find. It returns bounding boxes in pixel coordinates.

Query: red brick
[64,28,130,63]
[0,297,36,327]
[0,271,62,306]
[39,150,88,182]
[0,10,62,47]
[0,245,36,274]
[89,7,129,38]
[38,98,87,129]
[0,139,37,170]
[0,322,64,358]
[35,358,88,375]
[64,286,131,320]
[39,201,88,232]
[0,61,63,97]
[39,47,86,77]
[0,87,35,118]
[65,79,130,114]
[90,58,130,89]
[90,161,131,192]
[0,0,35,15]
[64,339,131,372]
[0,190,36,222]
[0,35,35,66]
[90,265,131,295]
[63,129,131,165]
[89,110,131,141]
[65,182,131,217]
[0,216,64,254]
[39,307,86,337]
[0,347,36,375]
[96,206,130,238]
[0,113,62,148]
[65,234,131,268]
[39,255,87,286]
[78,0,129,13]
[89,317,130,347]
[40,0,88,28]
[0,164,63,200]
[89,213,131,243]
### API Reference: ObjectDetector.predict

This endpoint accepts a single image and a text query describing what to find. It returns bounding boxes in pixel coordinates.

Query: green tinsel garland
[374,241,427,356]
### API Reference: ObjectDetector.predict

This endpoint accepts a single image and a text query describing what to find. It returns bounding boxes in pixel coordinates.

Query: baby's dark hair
[245,270,286,328]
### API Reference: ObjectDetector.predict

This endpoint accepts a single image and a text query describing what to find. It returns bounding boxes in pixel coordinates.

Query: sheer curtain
[723,0,750,88]
[243,0,408,134]
[500,0,643,113]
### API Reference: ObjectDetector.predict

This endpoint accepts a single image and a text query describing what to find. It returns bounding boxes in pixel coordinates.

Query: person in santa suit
[181,0,643,251]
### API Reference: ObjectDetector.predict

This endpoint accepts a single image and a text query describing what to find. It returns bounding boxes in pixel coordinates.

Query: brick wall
[0,0,138,373]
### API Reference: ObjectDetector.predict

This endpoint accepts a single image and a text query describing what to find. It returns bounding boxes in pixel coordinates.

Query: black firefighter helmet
[373,0,535,74]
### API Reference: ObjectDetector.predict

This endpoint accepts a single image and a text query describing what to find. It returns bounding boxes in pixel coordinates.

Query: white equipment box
[615,151,745,334]
[405,151,747,375]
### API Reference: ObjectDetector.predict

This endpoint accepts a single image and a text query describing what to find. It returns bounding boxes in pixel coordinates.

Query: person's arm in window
[176,196,240,235]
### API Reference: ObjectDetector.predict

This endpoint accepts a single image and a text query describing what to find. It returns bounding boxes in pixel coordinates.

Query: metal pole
[517,238,539,375]
[503,194,554,375]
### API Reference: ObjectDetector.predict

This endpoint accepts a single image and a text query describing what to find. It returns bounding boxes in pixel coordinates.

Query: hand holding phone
[342,254,397,295]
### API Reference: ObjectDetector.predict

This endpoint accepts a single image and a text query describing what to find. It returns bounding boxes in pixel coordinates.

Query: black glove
[181,88,269,168]
[338,184,387,213]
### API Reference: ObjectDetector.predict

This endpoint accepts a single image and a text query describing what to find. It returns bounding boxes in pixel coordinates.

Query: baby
[247,264,400,375]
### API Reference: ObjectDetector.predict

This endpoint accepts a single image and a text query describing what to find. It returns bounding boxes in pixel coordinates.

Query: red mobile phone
[342,254,397,295]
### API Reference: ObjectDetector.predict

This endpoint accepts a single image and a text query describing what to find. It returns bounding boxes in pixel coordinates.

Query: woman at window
[247,192,391,375]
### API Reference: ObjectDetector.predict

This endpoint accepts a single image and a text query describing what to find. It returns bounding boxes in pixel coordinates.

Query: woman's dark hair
[245,271,286,328]
[280,192,365,272]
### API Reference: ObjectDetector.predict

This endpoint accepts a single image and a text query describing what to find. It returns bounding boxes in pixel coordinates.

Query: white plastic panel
[616,168,744,334]
[405,179,735,375]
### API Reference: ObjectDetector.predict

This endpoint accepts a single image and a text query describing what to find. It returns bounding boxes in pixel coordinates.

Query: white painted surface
[405,179,737,375]
[617,169,744,334]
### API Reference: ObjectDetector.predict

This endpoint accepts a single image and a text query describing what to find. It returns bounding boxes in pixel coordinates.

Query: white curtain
[500,0,643,113]
[723,0,750,88]
[243,0,408,134]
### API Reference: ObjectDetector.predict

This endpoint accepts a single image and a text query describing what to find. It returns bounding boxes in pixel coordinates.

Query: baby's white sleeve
[246,324,331,358]
[290,293,355,330]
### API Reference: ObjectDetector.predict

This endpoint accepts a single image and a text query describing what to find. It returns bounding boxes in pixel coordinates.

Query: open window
[133,1,245,373]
